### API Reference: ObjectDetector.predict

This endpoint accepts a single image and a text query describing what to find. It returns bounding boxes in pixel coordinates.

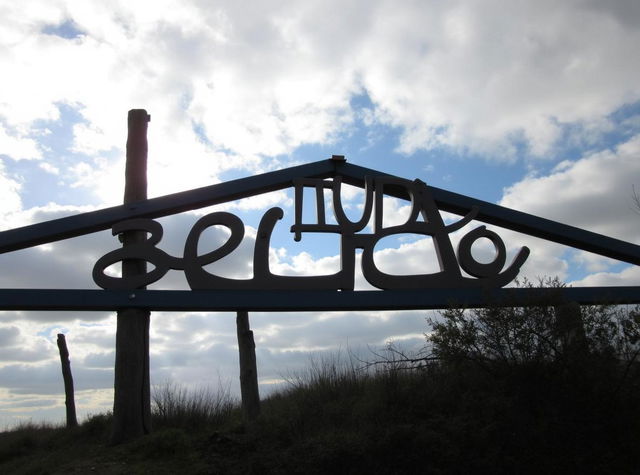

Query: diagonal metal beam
[0,159,338,253]
[334,161,640,266]
[2,158,639,268]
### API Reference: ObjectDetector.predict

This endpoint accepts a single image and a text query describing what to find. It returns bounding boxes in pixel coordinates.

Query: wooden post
[555,301,587,366]
[555,302,586,349]
[56,333,78,428]
[110,109,152,444]
[236,310,260,421]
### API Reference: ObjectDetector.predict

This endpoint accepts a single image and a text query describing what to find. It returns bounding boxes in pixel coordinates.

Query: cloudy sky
[1,0,639,428]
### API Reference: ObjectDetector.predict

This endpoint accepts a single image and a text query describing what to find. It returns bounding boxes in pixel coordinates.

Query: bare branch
[632,185,640,216]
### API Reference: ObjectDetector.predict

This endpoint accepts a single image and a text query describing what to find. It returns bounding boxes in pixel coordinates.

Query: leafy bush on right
[415,277,640,472]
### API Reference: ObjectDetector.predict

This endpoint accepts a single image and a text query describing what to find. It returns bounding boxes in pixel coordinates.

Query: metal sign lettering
[93,175,530,290]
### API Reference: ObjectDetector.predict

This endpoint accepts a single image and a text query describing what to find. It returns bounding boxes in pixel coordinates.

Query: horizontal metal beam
[335,162,640,266]
[0,159,338,254]
[0,287,637,312]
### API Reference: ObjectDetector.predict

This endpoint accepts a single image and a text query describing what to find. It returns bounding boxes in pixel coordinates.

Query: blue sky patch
[41,20,85,39]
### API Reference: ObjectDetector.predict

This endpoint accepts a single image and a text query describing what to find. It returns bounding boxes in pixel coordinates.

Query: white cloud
[500,134,640,243]
[0,325,52,363]
[1,0,638,183]
[0,163,23,229]
[491,134,640,286]
[39,161,60,175]
[215,191,293,214]
[356,1,640,157]
[570,265,640,287]
[571,251,619,274]
[0,124,41,161]
[501,232,571,283]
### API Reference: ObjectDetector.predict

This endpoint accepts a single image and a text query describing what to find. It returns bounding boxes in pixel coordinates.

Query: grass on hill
[2,294,640,474]
[1,355,639,474]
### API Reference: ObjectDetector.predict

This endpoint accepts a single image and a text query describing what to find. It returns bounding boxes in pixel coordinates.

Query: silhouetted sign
[93,175,529,291]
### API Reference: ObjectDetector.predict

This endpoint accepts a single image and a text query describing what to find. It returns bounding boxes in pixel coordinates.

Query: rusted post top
[56,333,68,357]
[124,109,150,204]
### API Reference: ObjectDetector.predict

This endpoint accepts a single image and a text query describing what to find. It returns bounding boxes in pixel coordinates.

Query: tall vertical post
[236,310,260,422]
[56,333,78,428]
[110,109,152,444]
[555,302,587,358]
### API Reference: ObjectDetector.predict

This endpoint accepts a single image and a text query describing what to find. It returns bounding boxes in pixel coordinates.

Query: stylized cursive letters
[93,175,530,291]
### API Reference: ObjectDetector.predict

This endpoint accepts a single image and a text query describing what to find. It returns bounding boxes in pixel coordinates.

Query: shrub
[419,278,640,471]
[79,412,112,439]
[429,278,640,380]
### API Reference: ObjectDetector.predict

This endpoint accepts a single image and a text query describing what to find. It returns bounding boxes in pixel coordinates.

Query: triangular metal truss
[0,157,638,311]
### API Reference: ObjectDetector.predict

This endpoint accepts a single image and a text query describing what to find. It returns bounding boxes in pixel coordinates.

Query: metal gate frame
[0,157,638,311]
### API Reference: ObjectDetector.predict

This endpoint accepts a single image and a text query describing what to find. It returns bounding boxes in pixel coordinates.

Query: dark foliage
[398,277,640,473]
[1,279,639,473]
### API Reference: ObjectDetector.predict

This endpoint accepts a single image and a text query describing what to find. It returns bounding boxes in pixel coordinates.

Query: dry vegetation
[2,283,640,474]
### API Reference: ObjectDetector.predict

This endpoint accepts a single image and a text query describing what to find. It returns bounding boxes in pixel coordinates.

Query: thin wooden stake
[56,333,78,428]
[110,109,152,444]
[236,310,260,422]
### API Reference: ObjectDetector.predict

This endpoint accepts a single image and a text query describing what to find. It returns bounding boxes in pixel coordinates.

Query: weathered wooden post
[110,109,152,444]
[555,301,587,360]
[56,333,78,428]
[236,310,260,421]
